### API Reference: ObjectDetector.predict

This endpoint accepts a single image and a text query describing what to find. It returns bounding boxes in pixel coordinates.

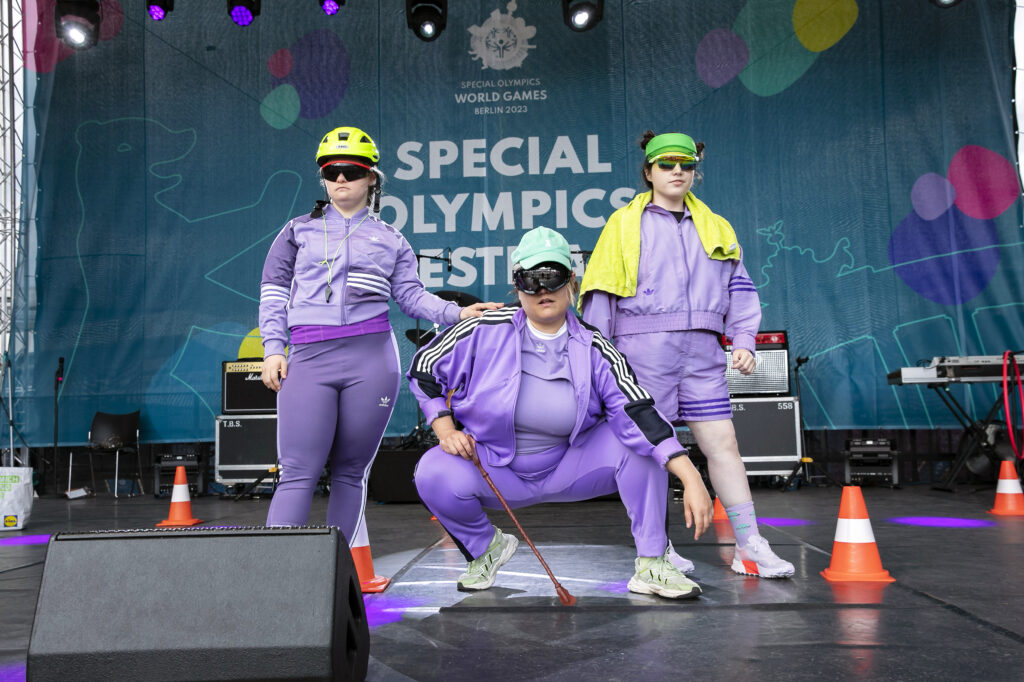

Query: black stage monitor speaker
[27,527,369,681]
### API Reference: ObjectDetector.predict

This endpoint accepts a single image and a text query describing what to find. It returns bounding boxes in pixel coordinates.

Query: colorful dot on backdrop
[237,328,264,359]
[703,0,858,94]
[24,0,125,74]
[911,172,956,221]
[792,0,859,52]
[948,145,1020,220]
[695,29,749,88]
[261,29,351,128]
[888,206,1000,306]
[893,144,1018,304]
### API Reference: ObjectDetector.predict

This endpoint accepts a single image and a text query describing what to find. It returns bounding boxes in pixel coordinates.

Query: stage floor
[2,482,1023,680]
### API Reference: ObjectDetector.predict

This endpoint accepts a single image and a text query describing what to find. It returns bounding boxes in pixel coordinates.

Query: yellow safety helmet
[315,126,380,167]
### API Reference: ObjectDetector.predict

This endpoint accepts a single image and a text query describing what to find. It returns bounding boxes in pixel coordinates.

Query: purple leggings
[414,421,669,560]
[266,332,400,546]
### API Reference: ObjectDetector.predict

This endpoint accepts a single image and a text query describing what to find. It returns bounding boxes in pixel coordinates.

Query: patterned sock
[726,501,759,548]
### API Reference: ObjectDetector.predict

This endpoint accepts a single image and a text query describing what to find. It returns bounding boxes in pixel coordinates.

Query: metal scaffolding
[0,0,23,465]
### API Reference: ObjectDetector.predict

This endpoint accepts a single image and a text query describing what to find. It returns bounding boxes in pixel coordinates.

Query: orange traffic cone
[989,460,1024,516]
[350,518,390,593]
[713,497,728,521]
[156,466,202,527]
[821,486,894,583]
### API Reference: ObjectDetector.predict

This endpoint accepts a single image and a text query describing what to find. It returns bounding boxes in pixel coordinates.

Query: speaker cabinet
[215,415,278,484]
[27,527,368,681]
[731,396,802,476]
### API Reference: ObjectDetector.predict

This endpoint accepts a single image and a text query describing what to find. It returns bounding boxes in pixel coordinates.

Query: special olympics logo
[468,1,536,71]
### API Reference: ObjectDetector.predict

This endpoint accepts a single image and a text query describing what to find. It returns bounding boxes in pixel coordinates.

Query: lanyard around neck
[320,209,369,303]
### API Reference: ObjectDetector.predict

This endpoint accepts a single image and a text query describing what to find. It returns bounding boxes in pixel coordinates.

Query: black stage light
[930,0,963,7]
[148,0,173,21]
[55,0,100,50]
[563,0,602,32]
[406,1,446,42]
[227,0,261,27]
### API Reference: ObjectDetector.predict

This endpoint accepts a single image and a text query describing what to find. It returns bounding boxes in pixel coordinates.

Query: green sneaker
[627,550,702,599]
[457,528,519,591]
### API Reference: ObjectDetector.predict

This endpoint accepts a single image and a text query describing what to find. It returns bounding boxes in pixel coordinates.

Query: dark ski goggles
[321,163,373,182]
[512,264,572,295]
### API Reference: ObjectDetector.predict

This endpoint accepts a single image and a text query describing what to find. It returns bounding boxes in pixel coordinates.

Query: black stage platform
[2,484,1023,680]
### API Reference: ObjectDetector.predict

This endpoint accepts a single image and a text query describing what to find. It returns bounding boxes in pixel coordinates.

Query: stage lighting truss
[55,0,100,50]
[406,0,446,42]
[563,0,603,32]
[227,0,261,27]
[147,0,174,21]
[320,0,345,16]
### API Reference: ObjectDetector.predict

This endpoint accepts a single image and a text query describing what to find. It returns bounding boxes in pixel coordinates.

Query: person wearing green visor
[579,132,795,579]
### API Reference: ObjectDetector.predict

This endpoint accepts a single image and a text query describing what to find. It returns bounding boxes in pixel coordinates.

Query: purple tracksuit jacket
[407,307,685,469]
[582,202,761,354]
[259,204,461,355]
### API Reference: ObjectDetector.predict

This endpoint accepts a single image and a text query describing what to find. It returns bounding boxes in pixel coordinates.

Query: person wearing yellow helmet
[579,131,795,579]
[258,125,501,550]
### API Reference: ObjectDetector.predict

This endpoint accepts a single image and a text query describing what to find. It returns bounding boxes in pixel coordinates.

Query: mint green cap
[511,227,572,270]
[645,132,697,161]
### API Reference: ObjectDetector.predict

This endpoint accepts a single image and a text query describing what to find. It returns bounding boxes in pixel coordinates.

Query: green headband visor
[645,133,697,162]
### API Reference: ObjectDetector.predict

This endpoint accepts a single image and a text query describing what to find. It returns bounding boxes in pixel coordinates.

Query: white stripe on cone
[834,518,876,543]
[996,478,1023,494]
[170,484,190,503]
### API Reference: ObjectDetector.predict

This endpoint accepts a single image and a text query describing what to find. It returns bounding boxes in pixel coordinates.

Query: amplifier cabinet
[215,415,278,484]
[222,360,277,414]
[731,396,802,476]
[723,331,790,396]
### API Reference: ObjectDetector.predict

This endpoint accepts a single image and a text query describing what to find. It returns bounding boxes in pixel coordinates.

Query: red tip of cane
[556,586,576,606]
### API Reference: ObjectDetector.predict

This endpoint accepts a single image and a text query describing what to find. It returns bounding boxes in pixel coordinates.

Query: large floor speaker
[27,527,369,681]
[731,396,802,476]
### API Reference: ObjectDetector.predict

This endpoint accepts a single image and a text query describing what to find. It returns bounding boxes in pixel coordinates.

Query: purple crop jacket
[407,307,686,469]
[259,204,461,357]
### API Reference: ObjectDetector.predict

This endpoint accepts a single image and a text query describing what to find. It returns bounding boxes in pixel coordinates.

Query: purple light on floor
[230,6,254,26]
[148,5,166,21]
[0,662,26,682]
[596,580,629,594]
[0,534,50,547]
[758,517,814,527]
[321,1,340,15]
[887,516,996,528]
[362,594,430,628]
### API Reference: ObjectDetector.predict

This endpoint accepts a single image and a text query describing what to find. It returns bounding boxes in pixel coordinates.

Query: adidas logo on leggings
[378,396,391,407]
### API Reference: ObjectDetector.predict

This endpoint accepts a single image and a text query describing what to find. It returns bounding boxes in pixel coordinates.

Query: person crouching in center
[408,227,712,599]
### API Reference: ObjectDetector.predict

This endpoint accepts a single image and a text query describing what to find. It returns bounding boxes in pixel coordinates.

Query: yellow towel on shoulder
[578,191,741,306]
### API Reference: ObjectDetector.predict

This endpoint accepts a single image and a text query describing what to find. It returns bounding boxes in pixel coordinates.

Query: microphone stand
[53,357,64,494]
[782,355,843,490]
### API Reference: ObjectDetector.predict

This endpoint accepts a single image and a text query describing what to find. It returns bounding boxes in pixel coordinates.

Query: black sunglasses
[513,264,572,295]
[322,164,372,182]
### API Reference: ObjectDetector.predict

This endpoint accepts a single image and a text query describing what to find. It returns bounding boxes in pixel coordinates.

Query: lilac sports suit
[259,203,461,545]
[582,202,761,422]
[408,307,685,560]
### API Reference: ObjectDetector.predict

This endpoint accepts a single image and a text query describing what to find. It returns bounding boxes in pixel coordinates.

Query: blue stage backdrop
[13,0,1023,445]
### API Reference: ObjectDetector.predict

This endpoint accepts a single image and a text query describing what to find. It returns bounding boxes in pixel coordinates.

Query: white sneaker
[731,535,795,578]
[665,539,696,573]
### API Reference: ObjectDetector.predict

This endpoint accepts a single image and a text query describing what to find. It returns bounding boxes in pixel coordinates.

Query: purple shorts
[615,329,732,423]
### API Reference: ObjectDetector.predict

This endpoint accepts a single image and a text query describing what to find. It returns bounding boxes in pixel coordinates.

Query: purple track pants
[266,331,401,546]
[414,421,669,560]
